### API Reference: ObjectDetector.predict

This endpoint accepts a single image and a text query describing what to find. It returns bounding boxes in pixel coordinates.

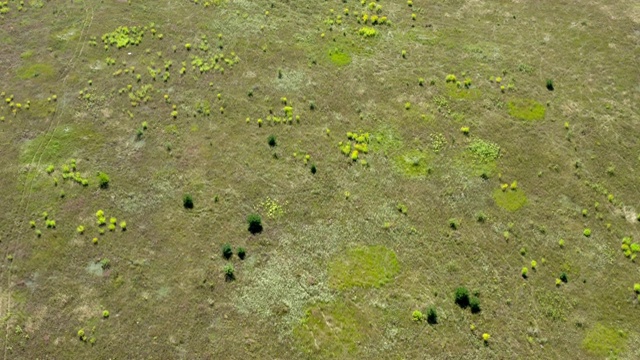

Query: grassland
[1,0,639,358]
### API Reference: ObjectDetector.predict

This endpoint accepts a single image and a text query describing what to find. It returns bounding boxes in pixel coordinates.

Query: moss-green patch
[393,150,432,178]
[493,188,527,211]
[328,245,399,290]
[582,323,627,357]
[21,125,104,165]
[328,49,351,66]
[293,300,365,358]
[16,63,55,80]
[507,99,546,121]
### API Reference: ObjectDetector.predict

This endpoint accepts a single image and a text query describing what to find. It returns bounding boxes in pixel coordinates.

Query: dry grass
[0,0,639,358]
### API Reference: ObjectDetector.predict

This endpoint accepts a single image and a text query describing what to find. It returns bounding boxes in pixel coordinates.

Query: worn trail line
[2,2,95,359]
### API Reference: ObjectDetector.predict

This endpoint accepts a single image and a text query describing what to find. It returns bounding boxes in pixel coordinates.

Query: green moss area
[493,188,527,211]
[393,150,432,178]
[582,323,627,357]
[293,300,365,358]
[16,63,55,80]
[21,125,104,165]
[507,99,546,121]
[328,245,399,290]
[328,48,351,66]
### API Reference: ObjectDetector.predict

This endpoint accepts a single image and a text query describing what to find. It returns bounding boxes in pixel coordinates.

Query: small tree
[427,307,438,324]
[469,297,481,314]
[183,194,194,209]
[237,247,246,260]
[224,263,235,281]
[455,287,470,308]
[222,243,233,259]
[247,214,263,234]
[268,135,277,147]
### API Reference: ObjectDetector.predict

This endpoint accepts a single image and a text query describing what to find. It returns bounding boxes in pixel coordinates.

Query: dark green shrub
[310,164,317,174]
[97,172,110,189]
[469,297,481,313]
[268,135,277,147]
[454,287,470,308]
[247,213,263,234]
[222,243,232,259]
[237,247,246,260]
[183,194,194,209]
[559,272,568,283]
[546,79,554,91]
[427,307,438,324]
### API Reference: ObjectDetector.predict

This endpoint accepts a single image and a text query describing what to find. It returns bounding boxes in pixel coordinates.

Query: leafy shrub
[634,283,640,294]
[358,27,377,37]
[583,228,591,237]
[97,172,110,189]
[412,310,425,322]
[102,310,110,318]
[482,333,490,343]
[237,247,246,260]
[247,213,263,234]
[268,135,277,147]
[448,218,460,230]
[427,307,438,324]
[521,267,528,278]
[222,243,233,259]
[469,297,481,313]
[455,287,470,308]
[183,194,194,209]
[223,263,235,281]
[475,211,487,223]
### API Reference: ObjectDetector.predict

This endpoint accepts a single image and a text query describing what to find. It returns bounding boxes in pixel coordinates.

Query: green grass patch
[328,49,351,66]
[493,188,527,211]
[20,50,34,59]
[446,83,482,100]
[582,323,627,357]
[293,300,365,358]
[507,99,546,121]
[16,63,55,80]
[394,150,432,178]
[328,245,399,290]
[21,125,104,165]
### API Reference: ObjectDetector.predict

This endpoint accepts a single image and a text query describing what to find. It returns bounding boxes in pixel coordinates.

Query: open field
[1,0,639,358]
